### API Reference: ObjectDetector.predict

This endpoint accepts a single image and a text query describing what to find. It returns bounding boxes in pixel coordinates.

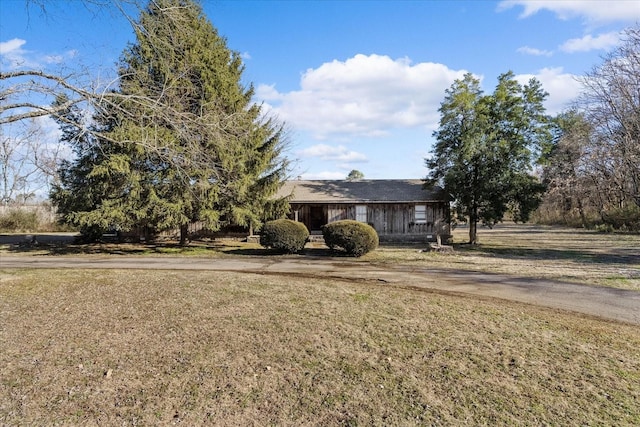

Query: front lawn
[1,269,638,425]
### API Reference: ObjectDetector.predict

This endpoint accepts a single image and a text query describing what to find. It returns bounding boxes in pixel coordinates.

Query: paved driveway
[1,254,638,326]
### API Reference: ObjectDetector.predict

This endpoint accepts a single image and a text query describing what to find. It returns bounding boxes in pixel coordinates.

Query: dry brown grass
[362,224,640,291]
[1,268,639,425]
[2,223,639,291]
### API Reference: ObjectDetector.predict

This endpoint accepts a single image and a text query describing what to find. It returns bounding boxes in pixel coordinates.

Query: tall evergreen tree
[50,94,126,241]
[426,72,549,244]
[52,0,289,243]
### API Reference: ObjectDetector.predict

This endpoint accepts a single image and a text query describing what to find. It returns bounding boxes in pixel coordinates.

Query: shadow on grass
[3,239,350,258]
[223,246,353,258]
[4,241,218,256]
[457,244,639,265]
[4,235,637,265]
[479,225,639,237]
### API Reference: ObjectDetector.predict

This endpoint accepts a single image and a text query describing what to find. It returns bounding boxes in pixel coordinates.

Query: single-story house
[276,179,450,242]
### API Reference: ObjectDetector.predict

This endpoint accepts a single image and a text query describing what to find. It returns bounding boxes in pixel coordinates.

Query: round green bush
[260,219,309,253]
[322,220,379,257]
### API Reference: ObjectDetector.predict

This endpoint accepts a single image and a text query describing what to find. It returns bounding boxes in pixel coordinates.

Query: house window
[355,205,367,222]
[415,205,427,224]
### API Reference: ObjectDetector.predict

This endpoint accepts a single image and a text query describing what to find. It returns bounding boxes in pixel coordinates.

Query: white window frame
[355,205,367,222]
[414,204,427,224]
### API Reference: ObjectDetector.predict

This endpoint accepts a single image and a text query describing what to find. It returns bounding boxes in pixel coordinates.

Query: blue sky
[2,0,639,181]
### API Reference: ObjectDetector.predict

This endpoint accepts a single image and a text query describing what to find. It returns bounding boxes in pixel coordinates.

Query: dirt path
[1,254,638,326]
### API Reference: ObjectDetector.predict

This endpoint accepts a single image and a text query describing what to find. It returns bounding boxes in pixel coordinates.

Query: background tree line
[537,27,640,231]
[427,26,640,242]
[2,2,638,239]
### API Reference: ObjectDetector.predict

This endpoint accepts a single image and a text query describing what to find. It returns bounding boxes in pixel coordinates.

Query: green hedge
[260,219,309,253]
[322,220,379,257]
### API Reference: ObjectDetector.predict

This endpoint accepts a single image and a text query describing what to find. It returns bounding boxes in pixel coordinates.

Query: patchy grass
[2,223,639,290]
[1,269,638,425]
[0,238,263,257]
[362,224,640,291]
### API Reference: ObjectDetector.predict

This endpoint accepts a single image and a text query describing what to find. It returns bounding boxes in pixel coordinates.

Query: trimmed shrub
[260,219,309,253]
[322,220,379,257]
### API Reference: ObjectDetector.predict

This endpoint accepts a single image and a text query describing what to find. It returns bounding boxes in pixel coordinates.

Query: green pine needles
[426,72,550,244]
[51,0,289,244]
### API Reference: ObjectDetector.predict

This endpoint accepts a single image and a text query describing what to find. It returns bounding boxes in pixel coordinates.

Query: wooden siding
[289,202,450,237]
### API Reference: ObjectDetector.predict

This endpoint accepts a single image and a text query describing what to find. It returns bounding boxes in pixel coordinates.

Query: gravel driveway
[1,253,638,325]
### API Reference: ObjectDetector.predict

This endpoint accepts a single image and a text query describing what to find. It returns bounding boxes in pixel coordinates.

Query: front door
[309,205,326,231]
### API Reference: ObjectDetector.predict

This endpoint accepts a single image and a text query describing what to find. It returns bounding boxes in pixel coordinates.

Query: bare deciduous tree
[1,0,217,165]
[539,26,640,229]
[577,26,640,208]
[0,118,64,204]
[539,111,595,227]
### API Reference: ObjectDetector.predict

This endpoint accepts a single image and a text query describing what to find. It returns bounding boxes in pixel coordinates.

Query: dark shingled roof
[277,180,447,203]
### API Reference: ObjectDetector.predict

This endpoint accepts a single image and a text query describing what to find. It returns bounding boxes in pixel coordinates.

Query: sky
[2,0,640,182]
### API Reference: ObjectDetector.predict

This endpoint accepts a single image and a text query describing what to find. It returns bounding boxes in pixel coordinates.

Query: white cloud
[297,144,368,163]
[498,0,640,24]
[516,67,582,115]
[559,31,621,53]
[1,39,79,69]
[257,54,469,139]
[0,38,26,54]
[0,38,36,69]
[517,46,553,57]
[300,171,347,180]
[256,84,284,102]
[43,49,78,64]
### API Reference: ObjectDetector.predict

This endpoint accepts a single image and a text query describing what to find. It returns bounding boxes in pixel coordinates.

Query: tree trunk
[468,205,478,244]
[179,224,189,246]
[469,220,478,244]
[577,198,588,229]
